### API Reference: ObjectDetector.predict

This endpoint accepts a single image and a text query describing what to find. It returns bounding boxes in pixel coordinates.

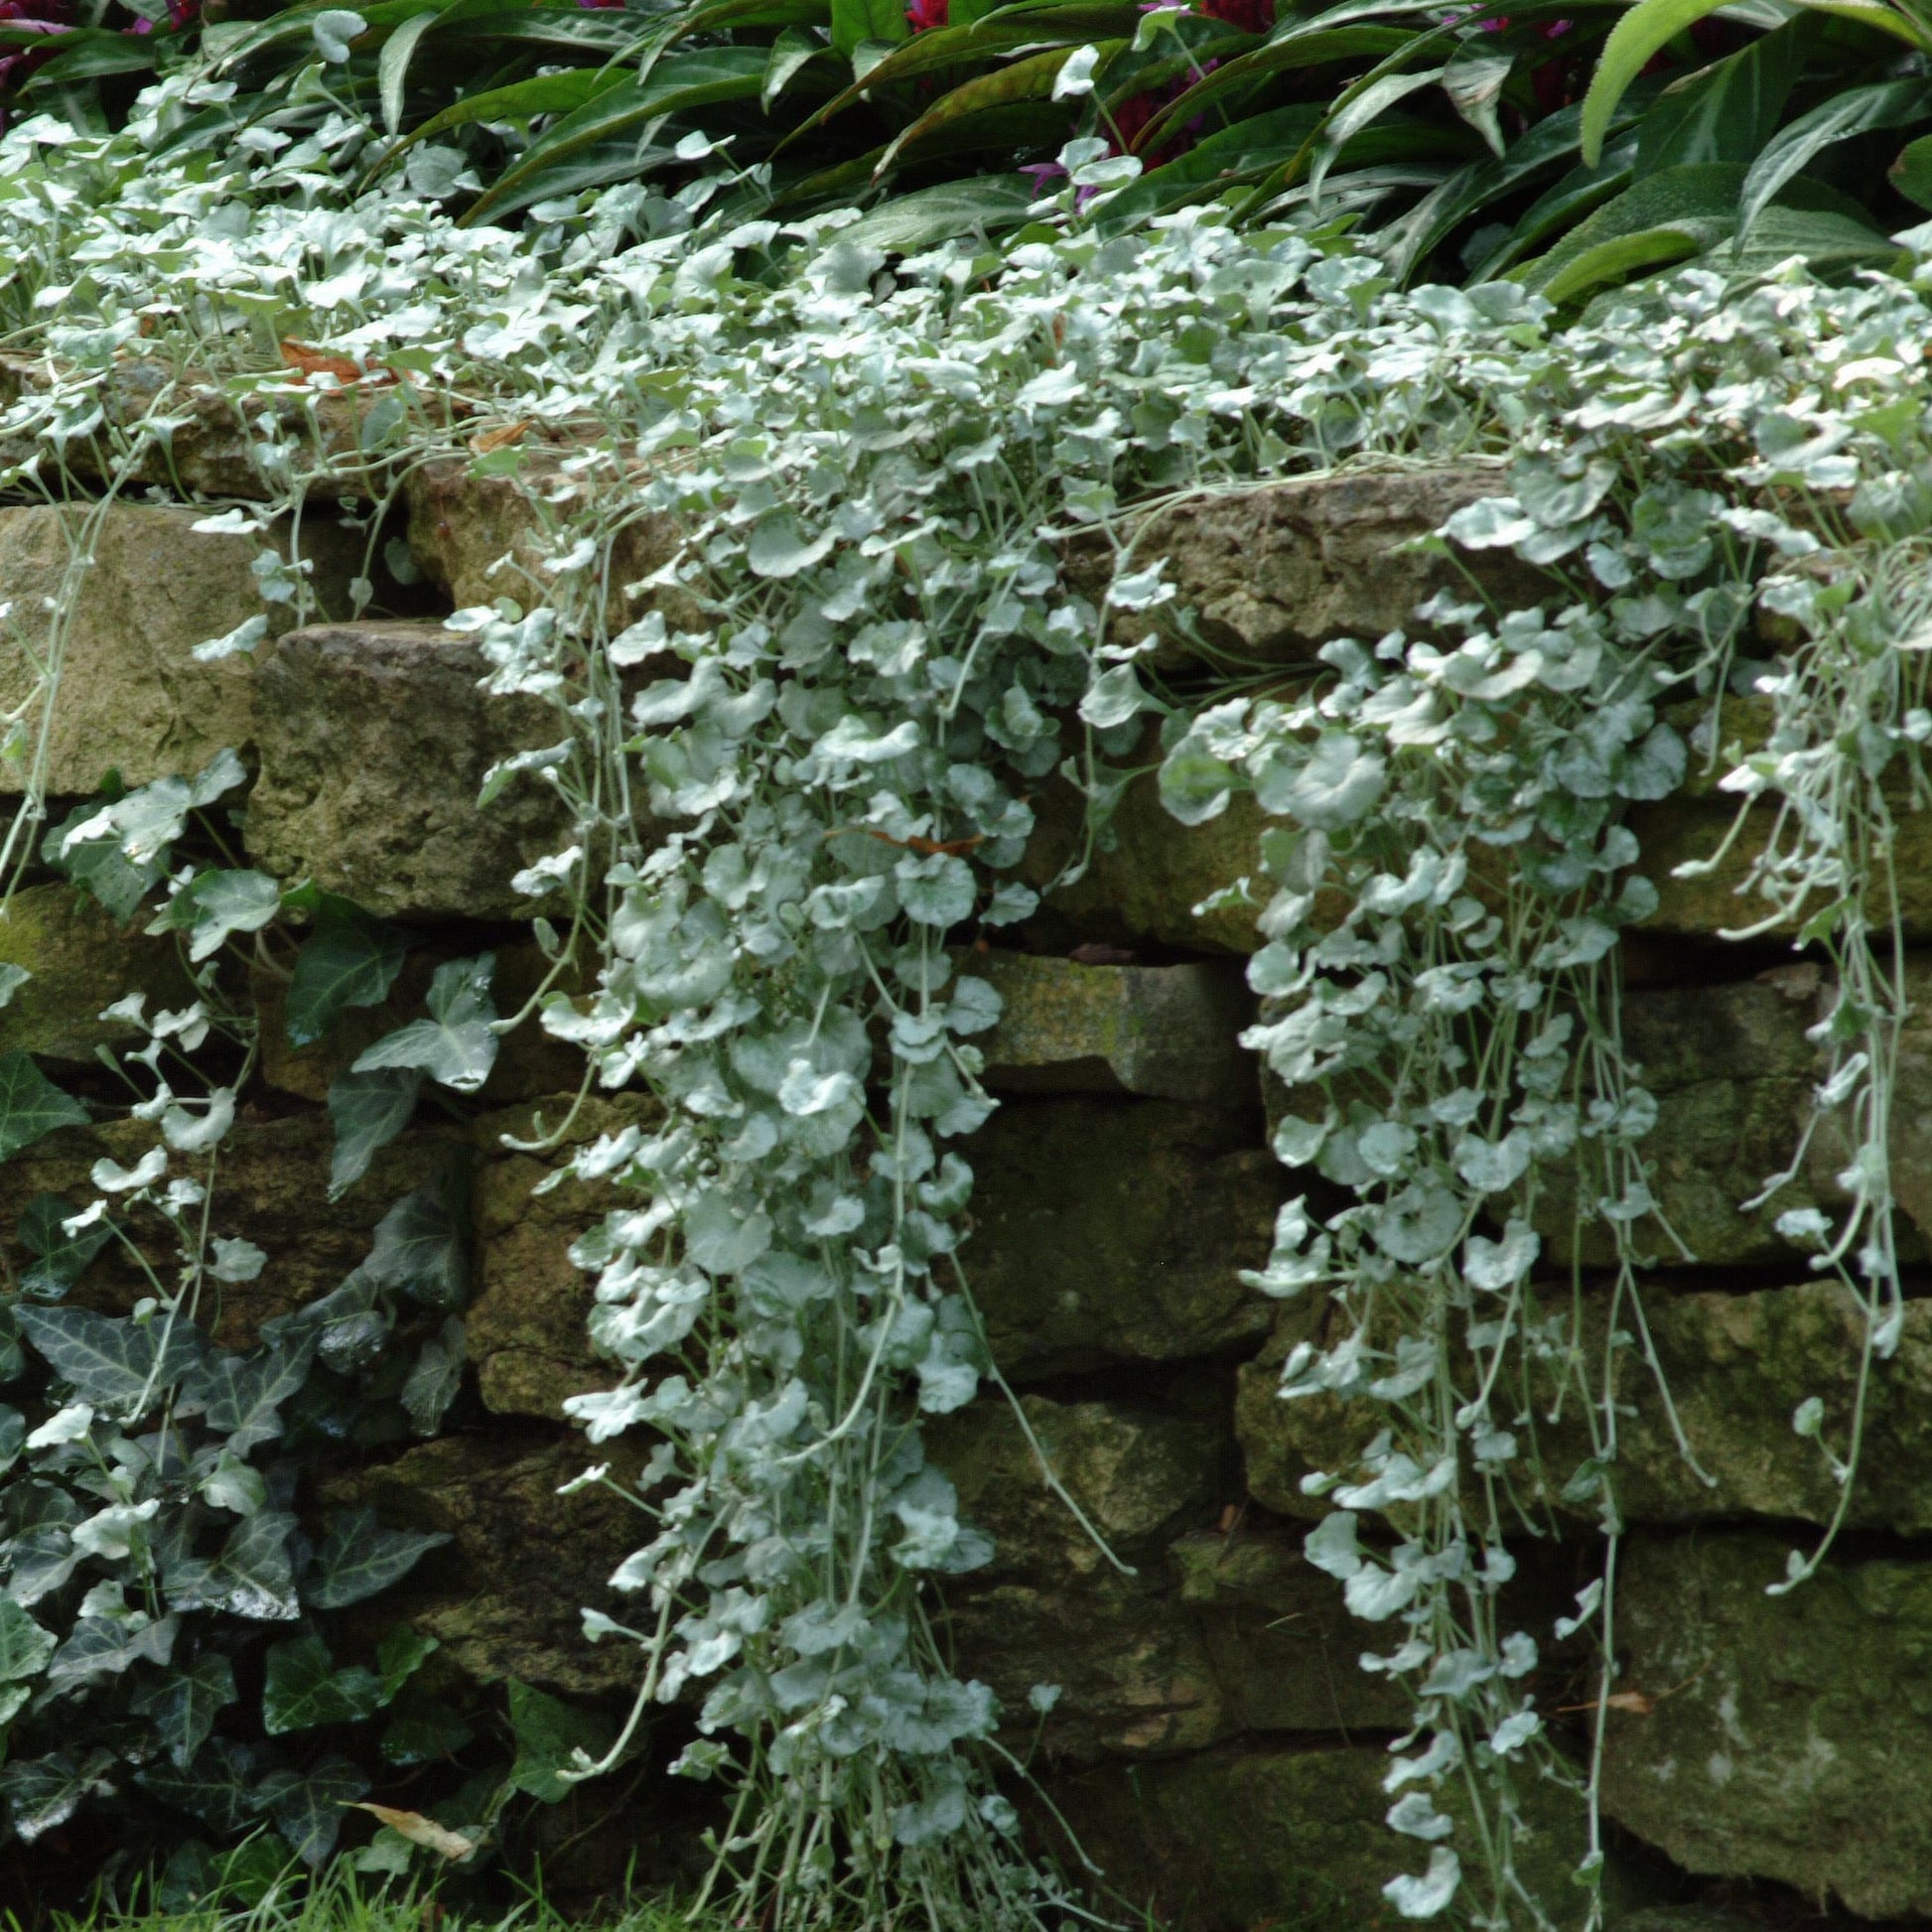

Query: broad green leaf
[1631,21,1802,178]
[0,1053,89,1160]
[377,1626,439,1702]
[0,1599,56,1683]
[164,1509,301,1622]
[284,894,407,1046]
[764,25,828,107]
[879,46,1108,172]
[351,953,497,1093]
[379,6,439,134]
[365,1173,471,1308]
[507,1680,618,1802]
[47,1612,179,1687]
[326,1065,422,1199]
[18,1193,114,1300]
[263,1633,386,1733]
[0,1405,22,1470]
[42,804,163,922]
[1442,42,1512,158]
[15,1305,207,1411]
[1538,222,1714,302]
[830,0,909,57]
[304,1506,451,1610]
[180,1339,317,1456]
[0,1749,116,1842]
[1741,77,1932,234]
[821,175,1041,254]
[147,870,283,964]
[256,1755,369,1865]
[368,68,625,183]
[401,1316,465,1437]
[463,51,772,222]
[1894,126,1932,207]
[129,1656,239,1768]
[381,1698,475,1764]
[134,1738,258,1836]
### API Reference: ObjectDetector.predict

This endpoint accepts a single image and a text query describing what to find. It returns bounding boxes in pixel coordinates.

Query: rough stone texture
[1603,1530,1932,1920]
[469,1094,657,1419]
[1064,466,1550,669]
[0,503,360,794]
[1021,770,1267,955]
[1238,1280,1932,1532]
[404,455,693,631]
[974,948,1255,1105]
[931,1394,1232,1760]
[255,943,586,1107]
[320,1433,641,1698]
[0,1111,461,1349]
[1051,1744,1587,1932]
[1171,1522,1408,1732]
[965,1097,1280,1376]
[0,882,194,1063]
[245,621,576,919]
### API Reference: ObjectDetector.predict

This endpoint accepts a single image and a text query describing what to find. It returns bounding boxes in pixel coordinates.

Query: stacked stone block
[0,452,1919,1927]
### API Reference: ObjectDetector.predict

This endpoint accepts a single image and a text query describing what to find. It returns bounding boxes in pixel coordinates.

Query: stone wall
[0,455,1918,1927]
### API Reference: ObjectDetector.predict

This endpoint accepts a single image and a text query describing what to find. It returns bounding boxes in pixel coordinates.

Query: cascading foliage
[0,40,1930,1931]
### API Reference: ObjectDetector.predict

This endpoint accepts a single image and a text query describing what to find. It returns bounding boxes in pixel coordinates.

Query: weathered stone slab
[973,948,1255,1105]
[1238,1281,1932,1533]
[1021,770,1266,955]
[930,1394,1232,1760]
[1172,1523,1407,1732]
[404,454,692,631]
[1050,1743,1589,1932]
[1603,1530,1932,1920]
[966,1097,1280,1376]
[0,883,194,1063]
[320,1434,640,1698]
[245,621,575,919]
[0,503,360,794]
[0,1112,460,1349]
[468,1094,655,1420]
[1064,466,1549,669]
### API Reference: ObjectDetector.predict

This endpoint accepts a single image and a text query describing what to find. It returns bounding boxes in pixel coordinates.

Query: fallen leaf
[471,419,533,455]
[280,339,364,384]
[347,1803,479,1862]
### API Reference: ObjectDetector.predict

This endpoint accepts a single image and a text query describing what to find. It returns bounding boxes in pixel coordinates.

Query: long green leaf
[464,48,770,222]
[878,44,1103,172]
[813,174,1039,251]
[1125,24,1416,157]
[1741,75,1932,233]
[1540,221,1714,302]
[366,68,626,185]
[1581,0,1740,166]
[795,4,1146,132]
[379,8,439,135]
[1632,19,1803,176]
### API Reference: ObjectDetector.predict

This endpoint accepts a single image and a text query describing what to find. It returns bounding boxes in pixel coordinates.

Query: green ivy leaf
[0,1053,90,1160]
[262,1632,386,1733]
[0,1598,57,1683]
[163,1509,300,1622]
[47,1613,178,1687]
[42,804,163,922]
[507,1680,617,1802]
[325,1065,422,1200]
[18,1193,114,1300]
[365,1173,471,1309]
[134,1739,259,1835]
[284,893,408,1047]
[255,1754,369,1865]
[303,1506,451,1610]
[147,870,283,964]
[0,1748,116,1842]
[129,1655,239,1768]
[179,1338,316,1456]
[380,1698,475,1766]
[15,1306,207,1412]
[350,953,498,1093]
[401,1315,465,1437]
[376,1626,439,1702]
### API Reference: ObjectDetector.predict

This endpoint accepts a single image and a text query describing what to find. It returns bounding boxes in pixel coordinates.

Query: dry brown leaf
[470,419,533,455]
[280,339,364,384]
[348,1803,479,1862]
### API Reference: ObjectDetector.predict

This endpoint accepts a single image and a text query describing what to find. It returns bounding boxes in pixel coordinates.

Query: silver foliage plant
[0,43,1928,1930]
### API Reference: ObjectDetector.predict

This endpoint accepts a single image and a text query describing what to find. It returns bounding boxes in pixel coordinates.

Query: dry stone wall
[2,454,1921,1928]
